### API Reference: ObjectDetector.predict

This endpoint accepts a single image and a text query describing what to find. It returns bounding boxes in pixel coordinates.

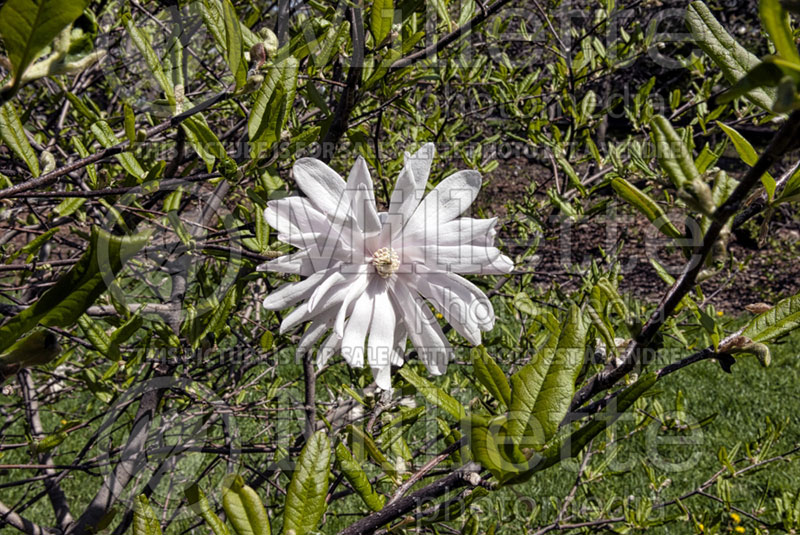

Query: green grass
[2,324,799,534]
[479,326,800,534]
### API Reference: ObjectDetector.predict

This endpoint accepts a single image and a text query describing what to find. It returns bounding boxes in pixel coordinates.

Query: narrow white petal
[296,307,337,359]
[403,244,501,273]
[367,289,396,370]
[262,271,327,310]
[481,253,514,274]
[406,143,435,190]
[316,331,341,368]
[334,273,371,336]
[372,363,392,391]
[258,251,320,277]
[402,170,482,237]
[391,282,452,375]
[292,158,350,217]
[341,291,374,368]
[352,183,382,234]
[409,274,482,345]
[404,217,498,247]
[384,144,435,242]
[390,323,407,366]
[413,268,497,330]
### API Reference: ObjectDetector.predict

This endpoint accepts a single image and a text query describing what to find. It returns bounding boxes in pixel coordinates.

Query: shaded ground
[477,155,800,310]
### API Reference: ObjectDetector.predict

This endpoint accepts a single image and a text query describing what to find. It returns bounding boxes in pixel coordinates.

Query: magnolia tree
[1,0,800,534]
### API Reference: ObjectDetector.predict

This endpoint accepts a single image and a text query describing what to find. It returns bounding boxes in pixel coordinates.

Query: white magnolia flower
[258,144,513,389]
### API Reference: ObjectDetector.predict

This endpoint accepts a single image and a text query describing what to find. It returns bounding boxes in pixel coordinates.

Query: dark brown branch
[389,0,515,72]
[570,110,800,411]
[320,5,365,162]
[0,91,232,200]
[338,462,482,535]
[303,353,316,439]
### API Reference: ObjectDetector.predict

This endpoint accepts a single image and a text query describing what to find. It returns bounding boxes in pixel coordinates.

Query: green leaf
[55,197,86,218]
[471,346,512,409]
[124,102,136,144]
[133,495,162,535]
[0,102,40,176]
[91,120,145,180]
[77,314,110,354]
[182,116,227,170]
[334,442,385,512]
[248,55,298,149]
[123,16,174,102]
[686,1,776,110]
[760,0,800,66]
[611,177,683,239]
[508,305,587,445]
[8,226,57,263]
[185,485,230,535]
[651,115,699,189]
[716,121,776,198]
[0,227,150,354]
[370,0,394,45]
[222,475,270,535]
[743,292,800,342]
[397,365,467,420]
[503,373,658,486]
[468,414,527,480]
[0,0,89,91]
[716,60,784,106]
[108,313,143,361]
[283,430,330,535]
[347,425,395,477]
[221,0,246,89]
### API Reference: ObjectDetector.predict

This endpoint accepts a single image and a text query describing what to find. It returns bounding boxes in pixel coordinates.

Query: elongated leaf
[248,61,283,142]
[185,485,230,535]
[471,346,511,408]
[760,0,800,66]
[716,121,777,198]
[348,425,396,477]
[91,120,145,180]
[743,292,800,342]
[0,0,89,90]
[221,0,246,88]
[686,1,776,110]
[0,102,39,176]
[530,305,587,442]
[370,0,394,45]
[222,475,270,535]
[611,177,682,239]
[123,16,174,102]
[8,227,56,263]
[508,305,587,444]
[182,116,227,170]
[283,430,330,535]
[0,227,150,354]
[651,115,699,189]
[397,366,466,420]
[334,442,385,511]
[133,495,162,535]
[716,60,784,107]
[501,372,657,486]
[108,313,143,361]
[468,414,527,480]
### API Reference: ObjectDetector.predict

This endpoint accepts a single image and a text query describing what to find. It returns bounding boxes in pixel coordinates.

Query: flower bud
[258,28,279,56]
[250,42,266,68]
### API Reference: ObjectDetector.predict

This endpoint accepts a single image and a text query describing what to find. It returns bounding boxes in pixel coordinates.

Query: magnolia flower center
[371,247,400,279]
